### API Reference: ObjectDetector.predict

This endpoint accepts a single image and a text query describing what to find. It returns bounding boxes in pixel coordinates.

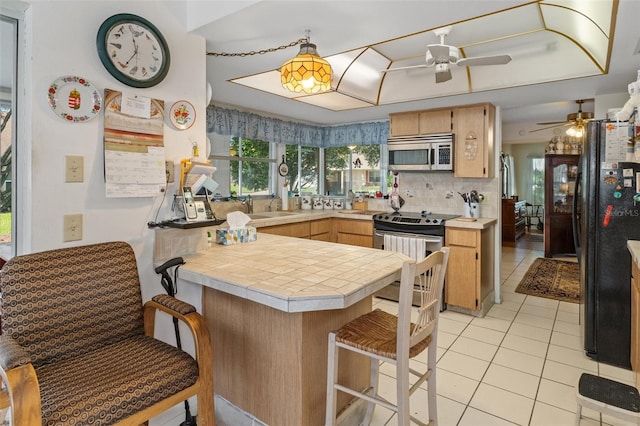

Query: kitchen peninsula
[176,232,408,425]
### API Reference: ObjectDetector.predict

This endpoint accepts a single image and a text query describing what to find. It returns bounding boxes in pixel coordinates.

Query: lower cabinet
[333,218,373,248]
[259,217,373,247]
[445,225,495,316]
[259,221,310,238]
[309,219,331,241]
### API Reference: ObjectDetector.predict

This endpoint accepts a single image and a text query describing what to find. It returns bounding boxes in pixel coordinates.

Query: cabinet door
[389,112,419,136]
[418,110,451,134]
[453,105,491,178]
[259,222,310,238]
[446,245,478,309]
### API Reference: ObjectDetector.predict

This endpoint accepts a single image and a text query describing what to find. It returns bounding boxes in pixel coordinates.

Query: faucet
[268,196,278,212]
[243,195,253,214]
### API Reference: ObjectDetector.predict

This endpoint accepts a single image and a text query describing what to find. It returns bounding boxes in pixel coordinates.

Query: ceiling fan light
[280,43,333,94]
[566,124,584,138]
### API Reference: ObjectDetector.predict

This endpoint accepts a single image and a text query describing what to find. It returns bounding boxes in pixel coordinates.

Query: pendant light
[280,30,333,94]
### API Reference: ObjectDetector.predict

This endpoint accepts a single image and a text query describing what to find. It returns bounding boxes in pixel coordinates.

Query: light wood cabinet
[632,260,640,386]
[452,104,495,178]
[309,219,331,241]
[389,109,452,137]
[260,221,310,238]
[445,225,495,316]
[389,112,419,136]
[334,218,373,248]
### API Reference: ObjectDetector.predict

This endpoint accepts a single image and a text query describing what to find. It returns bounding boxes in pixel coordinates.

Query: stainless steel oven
[372,211,459,307]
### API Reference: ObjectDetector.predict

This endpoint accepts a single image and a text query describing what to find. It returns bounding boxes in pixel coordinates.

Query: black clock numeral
[109,42,122,49]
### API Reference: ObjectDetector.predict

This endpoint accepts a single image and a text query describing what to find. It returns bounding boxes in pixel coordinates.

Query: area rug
[526,233,544,242]
[515,258,580,303]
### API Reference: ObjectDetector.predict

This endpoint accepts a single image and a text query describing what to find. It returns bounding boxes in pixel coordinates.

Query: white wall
[19,1,208,349]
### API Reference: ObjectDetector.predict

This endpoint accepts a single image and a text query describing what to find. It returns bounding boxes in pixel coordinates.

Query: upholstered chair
[0,241,214,425]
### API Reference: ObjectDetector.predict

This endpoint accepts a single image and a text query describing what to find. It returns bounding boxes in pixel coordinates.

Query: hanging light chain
[206,37,306,57]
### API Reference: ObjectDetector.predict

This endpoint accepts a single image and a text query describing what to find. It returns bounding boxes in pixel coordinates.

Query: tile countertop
[178,233,407,313]
[628,241,640,267]
[445,217,498,229]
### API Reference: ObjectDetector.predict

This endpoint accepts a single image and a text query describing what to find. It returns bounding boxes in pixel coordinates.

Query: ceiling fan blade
[535,121,570,126]
[380,64,428,73]
[457,54,512,67]
[529,122,572,133]
[427,44,451,62]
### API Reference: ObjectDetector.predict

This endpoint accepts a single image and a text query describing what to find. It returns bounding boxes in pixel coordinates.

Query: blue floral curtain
[206,105,389,147]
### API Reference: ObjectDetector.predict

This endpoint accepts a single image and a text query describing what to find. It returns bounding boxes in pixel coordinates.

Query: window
[285,145,319,195]
[208,135,273,197]
[324,145,383,196]
[0,14,17,256]
[529,157,544,206]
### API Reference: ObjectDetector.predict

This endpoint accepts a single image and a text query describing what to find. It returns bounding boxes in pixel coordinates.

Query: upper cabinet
[453,104,495,178]
[389,103,495,178]
[389,109,452,137]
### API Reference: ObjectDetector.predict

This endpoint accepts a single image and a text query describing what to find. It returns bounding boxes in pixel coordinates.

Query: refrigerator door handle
[573,156,583,264]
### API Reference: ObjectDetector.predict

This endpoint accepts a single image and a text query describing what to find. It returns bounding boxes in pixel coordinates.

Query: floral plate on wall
[47,75,102,122]
[169,100,196,130]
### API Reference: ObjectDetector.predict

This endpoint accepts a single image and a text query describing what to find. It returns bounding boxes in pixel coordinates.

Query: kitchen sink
[247,211,299,220]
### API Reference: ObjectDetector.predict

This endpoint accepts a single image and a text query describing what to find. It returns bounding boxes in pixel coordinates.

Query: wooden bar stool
[325,248,449,426]
[576,373,640,425]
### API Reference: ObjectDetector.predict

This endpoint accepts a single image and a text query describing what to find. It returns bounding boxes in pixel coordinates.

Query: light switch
[65,155,84,183]
[63,214,82,242]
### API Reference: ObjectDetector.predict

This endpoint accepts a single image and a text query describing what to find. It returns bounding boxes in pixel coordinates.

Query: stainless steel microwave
[387,134,454,172]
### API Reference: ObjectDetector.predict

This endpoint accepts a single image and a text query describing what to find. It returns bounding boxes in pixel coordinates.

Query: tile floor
[365,244,635,426]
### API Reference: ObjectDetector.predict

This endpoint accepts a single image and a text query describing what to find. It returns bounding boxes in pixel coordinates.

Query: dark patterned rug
[515,258,580,303]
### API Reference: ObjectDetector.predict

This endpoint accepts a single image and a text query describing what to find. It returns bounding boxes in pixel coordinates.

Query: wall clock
[96,13,171,88]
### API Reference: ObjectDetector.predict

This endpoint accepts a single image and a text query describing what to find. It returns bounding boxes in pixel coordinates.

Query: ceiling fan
[530,100,594,133]
[381,25,512,83]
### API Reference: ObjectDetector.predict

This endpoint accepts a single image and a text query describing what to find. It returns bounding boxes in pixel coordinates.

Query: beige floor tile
[502,292,527,304]
[508,322,552,343]
[461,324,506,346]
[514,312,555,330]
[487,305,519,322]
[482,363,540,398]
[437,330,458,349]
[492,347,545,376]
[530,401,578,426]
[542,359,589,387]
[546,345,598,373]
[440,309,474,324]
[599,363,636,386]
[536,378,576,412]
[436,369,479,405]
[458,406,519,426]
[553,320,581,336]
[470,315,512,332]
[437,350,490,381]
[449,336,499,362]
[519,303,557,319]
[550,330,583,351]
[469,382,535,425]
[523,296,560,310]
[501,333,549,358]
[438,316,469,335]
[558,301,580,314]
[556,310,580,324]
[496,299,525,312]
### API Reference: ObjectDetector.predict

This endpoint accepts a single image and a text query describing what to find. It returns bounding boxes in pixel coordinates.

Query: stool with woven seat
[576,373,640,425]
[325,247,449,426]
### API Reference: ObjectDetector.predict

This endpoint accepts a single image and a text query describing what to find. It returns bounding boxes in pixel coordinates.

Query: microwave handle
[431,147,436,167]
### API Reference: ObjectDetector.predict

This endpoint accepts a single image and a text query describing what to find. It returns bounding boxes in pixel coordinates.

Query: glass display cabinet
[544,154,580,257]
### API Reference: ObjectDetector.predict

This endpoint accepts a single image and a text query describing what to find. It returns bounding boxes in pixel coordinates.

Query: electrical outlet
[165,161,175,183]
[65,155,84,183]
[63,214,82,242]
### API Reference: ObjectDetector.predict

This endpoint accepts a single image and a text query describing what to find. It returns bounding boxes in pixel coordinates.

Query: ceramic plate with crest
[47,75,102,122]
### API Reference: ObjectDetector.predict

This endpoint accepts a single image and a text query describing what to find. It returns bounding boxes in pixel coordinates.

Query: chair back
[396,247,449,357]
[1,241,145,367]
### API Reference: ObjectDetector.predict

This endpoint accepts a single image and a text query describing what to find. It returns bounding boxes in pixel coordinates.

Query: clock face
[97,14,170,88]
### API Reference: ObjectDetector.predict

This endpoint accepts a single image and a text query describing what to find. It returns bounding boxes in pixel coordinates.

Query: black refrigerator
[577,119,639,369]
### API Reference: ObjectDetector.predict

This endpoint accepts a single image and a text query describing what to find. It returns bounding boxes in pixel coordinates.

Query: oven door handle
[374,231,443,244]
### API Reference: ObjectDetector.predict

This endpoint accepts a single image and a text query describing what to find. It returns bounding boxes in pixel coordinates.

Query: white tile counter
[179,233,406,313]
[178,233,407,426]
[445,217,497,229]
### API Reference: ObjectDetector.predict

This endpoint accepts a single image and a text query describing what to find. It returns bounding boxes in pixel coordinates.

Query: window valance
[206,105,389,148]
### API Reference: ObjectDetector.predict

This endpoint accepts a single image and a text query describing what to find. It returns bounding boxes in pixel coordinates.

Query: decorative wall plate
[169,100,195,130]
[47,75,102,122]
